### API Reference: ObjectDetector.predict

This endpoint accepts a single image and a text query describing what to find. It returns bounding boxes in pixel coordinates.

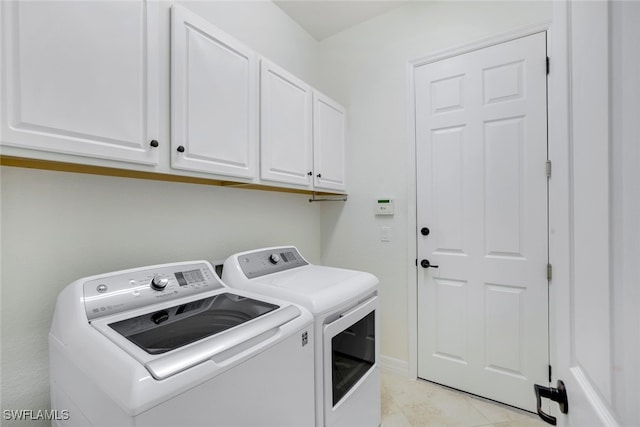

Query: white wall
[0,1,322,423]
[177,1,320,87]
[317,1,552,366]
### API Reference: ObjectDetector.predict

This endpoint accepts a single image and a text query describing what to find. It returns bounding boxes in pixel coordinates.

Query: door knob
[421,227,430,236]
[420,259,439,269]
[534,380,568,425]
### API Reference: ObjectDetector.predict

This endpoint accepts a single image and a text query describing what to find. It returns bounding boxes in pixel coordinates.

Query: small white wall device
[375,199,394,216]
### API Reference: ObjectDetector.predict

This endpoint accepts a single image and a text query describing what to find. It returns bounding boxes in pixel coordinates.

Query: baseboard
[379,355,409,377]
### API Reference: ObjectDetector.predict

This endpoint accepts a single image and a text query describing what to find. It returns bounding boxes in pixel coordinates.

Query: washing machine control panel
[238,247,308,279]
[83,262,223,320]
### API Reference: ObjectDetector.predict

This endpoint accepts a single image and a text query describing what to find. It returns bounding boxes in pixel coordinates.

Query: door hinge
[549,365,552,382]
[546,160,552,178]
[546,56,550,75]
[547,264,553,281]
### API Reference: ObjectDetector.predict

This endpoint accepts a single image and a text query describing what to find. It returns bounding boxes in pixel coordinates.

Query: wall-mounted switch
[380,226,391,242]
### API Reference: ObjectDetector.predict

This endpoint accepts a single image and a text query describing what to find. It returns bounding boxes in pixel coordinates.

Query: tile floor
[381,370,546,427]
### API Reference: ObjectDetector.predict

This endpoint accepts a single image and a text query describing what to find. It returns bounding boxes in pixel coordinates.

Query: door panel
[313,92,346,192]
[260,60,313,187]
[416,32,548,411]
[432,127,465,253]
[171,4,257,179]
[433,279,467,363]
[484,117,525,257]
[1,0,159,164]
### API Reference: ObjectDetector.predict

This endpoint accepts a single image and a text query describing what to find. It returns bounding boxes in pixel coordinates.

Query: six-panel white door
[1,0,159,165]
[171,4,258,179]
[415,32,549,411]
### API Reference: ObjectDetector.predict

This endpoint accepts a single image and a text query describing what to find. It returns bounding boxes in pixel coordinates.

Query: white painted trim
[570,366,619,427]
[379,355,409,377]
[409,21,551,67]
[406,56,418,381]
[407,20,552,382]
[546,2,572,399]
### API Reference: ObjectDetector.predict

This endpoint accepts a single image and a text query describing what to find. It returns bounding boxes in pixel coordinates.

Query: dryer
[49,260,315,427]
[222,247,380,427]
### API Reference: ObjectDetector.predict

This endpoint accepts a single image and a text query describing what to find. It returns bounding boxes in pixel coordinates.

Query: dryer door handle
[324,295,378,337]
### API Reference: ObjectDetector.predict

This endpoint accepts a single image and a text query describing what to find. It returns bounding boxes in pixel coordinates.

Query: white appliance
[222,247,380,427]
[49,260,315,427]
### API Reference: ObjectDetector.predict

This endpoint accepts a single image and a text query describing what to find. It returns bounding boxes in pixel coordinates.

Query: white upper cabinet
[0,1,160,165]
[1,2,346,193]
[171,5,258,180]
[260,60,346,192]
[260,59,314,188]
[313,93,346,192]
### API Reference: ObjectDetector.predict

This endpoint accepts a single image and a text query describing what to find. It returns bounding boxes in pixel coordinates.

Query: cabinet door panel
[171,5,257,179]
[313,93,346,192]
[260,60,313,188]
[1,1,159,165]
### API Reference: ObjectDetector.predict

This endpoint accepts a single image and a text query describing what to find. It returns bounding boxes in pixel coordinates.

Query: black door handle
[534,380,568,425]
[421,227,430,236]
[420,259,439,269]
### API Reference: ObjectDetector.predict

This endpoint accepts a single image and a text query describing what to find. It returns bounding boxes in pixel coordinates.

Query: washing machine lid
[108,292,279,355]
[91,296,303,380]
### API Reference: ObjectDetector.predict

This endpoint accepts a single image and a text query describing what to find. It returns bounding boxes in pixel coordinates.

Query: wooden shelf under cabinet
[0,156,346,198]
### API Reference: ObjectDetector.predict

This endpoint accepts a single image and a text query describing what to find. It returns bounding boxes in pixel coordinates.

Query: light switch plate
[380,226,391,242]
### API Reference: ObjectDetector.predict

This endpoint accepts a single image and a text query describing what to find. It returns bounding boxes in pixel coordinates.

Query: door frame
[406,20,552,382]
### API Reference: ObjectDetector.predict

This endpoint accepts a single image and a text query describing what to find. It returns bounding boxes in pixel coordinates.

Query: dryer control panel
[237,247,308,279]
[83,262,223,320]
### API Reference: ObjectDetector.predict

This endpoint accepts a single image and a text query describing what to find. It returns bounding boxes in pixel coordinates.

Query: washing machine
[222,247,380,427]
[49,260,315,427]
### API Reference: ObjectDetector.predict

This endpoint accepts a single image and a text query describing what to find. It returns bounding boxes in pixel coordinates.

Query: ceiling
[273,1,410,41]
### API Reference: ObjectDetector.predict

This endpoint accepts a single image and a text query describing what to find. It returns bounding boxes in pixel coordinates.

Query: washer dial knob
[151,275,169,291]
[269,253,281,264]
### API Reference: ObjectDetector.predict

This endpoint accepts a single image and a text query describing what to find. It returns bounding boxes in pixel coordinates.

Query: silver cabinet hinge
[546,160,552,178]
[547,264,553,281]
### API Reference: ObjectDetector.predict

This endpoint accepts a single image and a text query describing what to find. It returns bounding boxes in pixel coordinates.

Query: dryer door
[323,295,380,427]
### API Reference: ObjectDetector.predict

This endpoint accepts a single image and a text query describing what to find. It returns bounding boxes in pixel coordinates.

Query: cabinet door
[260,60,313,188]
[171,5,257,179]
[313,93,346,192]
[1,1,159,165]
